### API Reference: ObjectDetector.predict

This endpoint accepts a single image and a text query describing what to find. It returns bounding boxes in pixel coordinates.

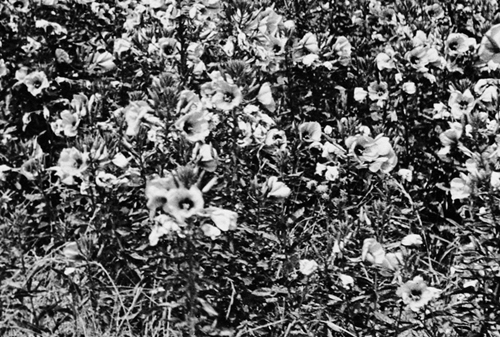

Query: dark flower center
[33,80,42,88]
[179,197,194,210]
[410,288,422,300]
[223,92,234,103]
[73,157,83,168]
[183,121,194,134]
[449,41,459,51]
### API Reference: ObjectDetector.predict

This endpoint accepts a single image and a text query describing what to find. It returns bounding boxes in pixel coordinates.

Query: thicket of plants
[1,0,500,336]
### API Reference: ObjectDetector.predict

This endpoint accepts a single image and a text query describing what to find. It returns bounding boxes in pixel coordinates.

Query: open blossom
[299,121,322,142]
[448,89,475,120]
[51,147,88,185]
[122,101,160,137]
[367,81,389,106]
[478,23,500,64]
[211,81,243,111]
[345,134,398,174]
[362,238,402,271]
[397,276,441,312]
[450,175,471,200]
[175,110,211,142]
[299,259,319,276]
[23,70,50,96]
[164,186,205,222]
[445,33,476,56]
[261,176,291,199]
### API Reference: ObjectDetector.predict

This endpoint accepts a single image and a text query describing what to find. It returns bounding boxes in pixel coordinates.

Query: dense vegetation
[1,0,500,336]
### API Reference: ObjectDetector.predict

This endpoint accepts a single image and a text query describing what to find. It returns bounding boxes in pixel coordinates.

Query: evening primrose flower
[478,23,500,64]
[299,121,322,142]
[261,176,291,199]
[145,176,176,218]
[367,81,389,106]
[345,134,398,174]
[59,110,80,137]
[23,70,50,96]
[299,259,319,276]
[122,101,157,137]
[257,82,276,112]
[354,87,368,102]
[175,110,211,142]
[211,81,243,111]
[450,176,471,200]
[52,147,89,185]
[448,89,475,119]
[401,234,423,247]
[397,276,441,312]
[164,186,204,222]
[445,33,476,56]
[149,214,181,246]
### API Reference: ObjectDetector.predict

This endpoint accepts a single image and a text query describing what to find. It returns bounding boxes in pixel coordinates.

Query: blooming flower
[299,121,322,142]
[145,176,176,218]
[51,147,89,185]
[478,23,500,64]
[345,134,398,174]
[122,101,157,137]
[149,214,181,246]
[448,89,475,120]
[297,32,319,54]
[450,176,471,200]
[175,110,211,142]
[354,87,368,102]
[445,33,476,56]
[257,82,276,112]
[211,81,243,111]
[397,276,441,312]
[299,259,319,276]
[164,186,204,222]
[367,81,389,106]
[23,70,50,96]
[261,176,291,199]
[401,234,423,247]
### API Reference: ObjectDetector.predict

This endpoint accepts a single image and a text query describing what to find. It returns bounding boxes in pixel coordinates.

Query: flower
[164,186,204,222]
[149,214,181,246]
[367,81,389,106]
[87,48,116,72]
[299,121,322,142]
[345,134,398,174]
[450,176,471,200]
[402,82,416,95]
[122,101,157,137]
[297,32,319,54]
[478,23,500,64]
[448,89,475,120]
[298,259,319,276]
[175,110,211,142]
[445,33,476,56]
[376,47,396,70]
[199,207,238,239]
[324,165,340,181]
[354,87,368,102]
[51,147,89,185]
[206,207,238,231]
[362,238,386,265]
[211,81,243,111]
[491,171,500,190]
[58,110,80,137]
[261,176,291,199]
[401,234,423,247]
[23,70,50,96]
[145,176,176,218]
[397,276,441,312]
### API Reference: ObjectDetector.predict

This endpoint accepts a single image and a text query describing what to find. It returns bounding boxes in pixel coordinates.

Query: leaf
[197,298,218,317]
[322,321,355,336]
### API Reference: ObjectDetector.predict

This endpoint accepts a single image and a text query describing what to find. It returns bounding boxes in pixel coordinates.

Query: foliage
[1,0,500,336]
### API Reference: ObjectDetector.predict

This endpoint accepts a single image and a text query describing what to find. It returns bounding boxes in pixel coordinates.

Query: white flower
[298,259,319,276]
[401,234,423,247]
